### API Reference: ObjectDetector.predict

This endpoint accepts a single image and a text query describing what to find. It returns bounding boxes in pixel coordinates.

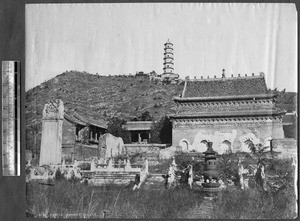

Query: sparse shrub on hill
[153,103,163,108]
[119,88,126,92]
[130,111,153,121]
[138,111,153,121]
[153,94,163,100]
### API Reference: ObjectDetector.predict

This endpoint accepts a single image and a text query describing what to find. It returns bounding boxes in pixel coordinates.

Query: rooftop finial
[222,69,225,78]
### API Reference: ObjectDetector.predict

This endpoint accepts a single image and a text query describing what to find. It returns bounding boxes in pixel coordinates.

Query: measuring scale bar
[2,61,20,176]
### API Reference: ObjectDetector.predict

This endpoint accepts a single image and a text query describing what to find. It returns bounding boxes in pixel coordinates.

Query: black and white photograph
[24,3,297,219]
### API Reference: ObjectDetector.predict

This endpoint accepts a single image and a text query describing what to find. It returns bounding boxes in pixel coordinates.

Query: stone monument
[39,100,64,165]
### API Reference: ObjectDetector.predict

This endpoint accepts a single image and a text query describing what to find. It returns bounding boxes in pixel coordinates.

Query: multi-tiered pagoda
[161,39,179,80]
[170,71,286,154]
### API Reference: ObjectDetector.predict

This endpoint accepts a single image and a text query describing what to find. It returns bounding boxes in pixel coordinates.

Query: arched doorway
[179,139,190,152]
[218,140,232,154]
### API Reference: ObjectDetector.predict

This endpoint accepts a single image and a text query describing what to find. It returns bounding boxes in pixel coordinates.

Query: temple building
[123,121,153,143]
[161,39,179,81]
[170,71,286,154]
[63,112,107,147]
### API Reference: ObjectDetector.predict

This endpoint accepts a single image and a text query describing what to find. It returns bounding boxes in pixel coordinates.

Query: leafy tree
[130,111,153,121]
[107,117,131,144]
[139,111,152,121]
[150,116,172,144]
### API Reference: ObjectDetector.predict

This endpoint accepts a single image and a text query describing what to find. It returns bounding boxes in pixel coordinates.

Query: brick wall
[173,121,284,152]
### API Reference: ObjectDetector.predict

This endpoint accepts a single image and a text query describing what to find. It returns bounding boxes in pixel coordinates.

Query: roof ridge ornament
[222,69,226,78]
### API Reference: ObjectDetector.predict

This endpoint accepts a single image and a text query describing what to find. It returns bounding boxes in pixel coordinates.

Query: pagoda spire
[163,39,174,74]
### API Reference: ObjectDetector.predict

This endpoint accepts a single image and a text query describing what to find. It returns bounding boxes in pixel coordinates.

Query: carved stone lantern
[202,142,221,197]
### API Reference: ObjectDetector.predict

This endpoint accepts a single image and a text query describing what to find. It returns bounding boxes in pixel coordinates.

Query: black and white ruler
[2,61,20,176]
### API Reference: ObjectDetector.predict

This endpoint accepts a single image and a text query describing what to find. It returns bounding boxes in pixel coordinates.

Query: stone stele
[39,99,64,166]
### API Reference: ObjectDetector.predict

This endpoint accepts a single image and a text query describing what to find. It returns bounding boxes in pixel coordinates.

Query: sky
[26,3,297,92]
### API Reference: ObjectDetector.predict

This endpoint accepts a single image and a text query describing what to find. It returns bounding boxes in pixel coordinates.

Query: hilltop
[25,71,184,128]
[25,71,297,127]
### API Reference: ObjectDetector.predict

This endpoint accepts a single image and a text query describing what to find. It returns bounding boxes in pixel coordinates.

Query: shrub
[216,154,240,185]
[212,156,297,219]
[213,184,297,219]
[54,168,65,182]
[107,117,131,144]
[150,116,172,144]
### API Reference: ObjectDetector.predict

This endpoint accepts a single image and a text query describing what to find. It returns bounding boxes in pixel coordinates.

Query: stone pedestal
[39,100,64,166]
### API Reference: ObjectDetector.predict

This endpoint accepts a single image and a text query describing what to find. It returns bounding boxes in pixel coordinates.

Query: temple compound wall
[173,118,284,154]
[170,72,286,154]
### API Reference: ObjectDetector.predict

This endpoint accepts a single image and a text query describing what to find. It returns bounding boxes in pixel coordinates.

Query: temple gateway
[170,71,286,154]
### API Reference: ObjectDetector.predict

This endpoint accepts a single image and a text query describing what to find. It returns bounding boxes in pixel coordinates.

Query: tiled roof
[182,75,267,98]
[64,114,87,126]
[64,112,108,129]
[73,113,108,129]
[174,93,275,102]
[123,121,153,131]
[170,109,286,119]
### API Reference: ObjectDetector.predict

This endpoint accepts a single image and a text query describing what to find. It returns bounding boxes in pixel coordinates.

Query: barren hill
[25,71,184,128]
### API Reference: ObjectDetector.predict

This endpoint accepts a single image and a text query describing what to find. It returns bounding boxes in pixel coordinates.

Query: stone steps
[85,171,140,186]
